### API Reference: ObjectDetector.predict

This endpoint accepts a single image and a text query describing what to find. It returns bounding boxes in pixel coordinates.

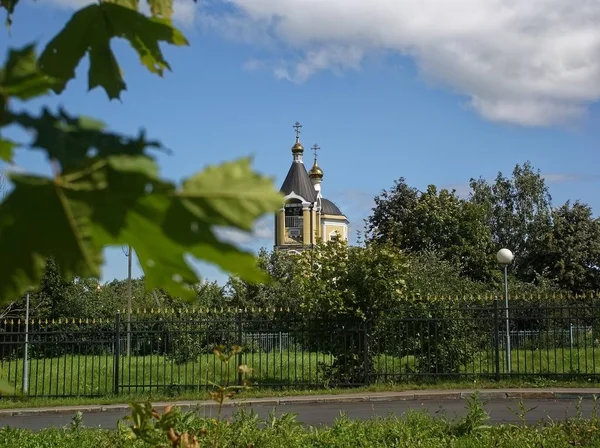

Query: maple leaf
[38,3,188,100]
[0,172,104,301]
[5,108,164,172]
[0,137,17,162]
[82,157,276,299]
[179,157,283,231]
[147,0,173,21]
[0,0,18,26]
[0,44,56,101]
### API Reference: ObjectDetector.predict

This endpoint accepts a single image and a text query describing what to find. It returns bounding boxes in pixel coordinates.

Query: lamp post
[496,248,514,374]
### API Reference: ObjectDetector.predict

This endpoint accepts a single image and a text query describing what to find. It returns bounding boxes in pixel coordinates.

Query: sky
[2,0,600,285]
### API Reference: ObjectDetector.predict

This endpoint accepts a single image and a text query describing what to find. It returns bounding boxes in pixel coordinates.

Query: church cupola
[309,143,323,193]
[291,121,304,163]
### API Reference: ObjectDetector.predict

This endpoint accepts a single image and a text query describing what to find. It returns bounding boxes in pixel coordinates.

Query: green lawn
[1,348,598,400]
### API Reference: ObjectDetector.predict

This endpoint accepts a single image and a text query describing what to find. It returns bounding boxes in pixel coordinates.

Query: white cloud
[201,0,600,127]
[40,0,197,28]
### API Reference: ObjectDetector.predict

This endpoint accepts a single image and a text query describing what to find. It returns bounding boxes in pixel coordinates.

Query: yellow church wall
[323,224,346,242]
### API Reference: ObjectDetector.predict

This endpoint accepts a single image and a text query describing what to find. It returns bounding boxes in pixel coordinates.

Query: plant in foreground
[122,345,252,448]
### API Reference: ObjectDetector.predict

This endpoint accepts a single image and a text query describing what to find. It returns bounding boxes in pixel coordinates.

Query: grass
[0,348,598,409]
[2,394,600,447]
[0,377,596,410]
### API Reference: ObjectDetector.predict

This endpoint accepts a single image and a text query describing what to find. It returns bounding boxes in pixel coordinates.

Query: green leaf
[6,108,164,172]
[180,157,283,231]
[147,0,174,20]
[0,44,56,100]
[83,161,270,299]
[0,0,18,26]
[38,3,188,100]
[0,173,103,303]
[0,137,17,162]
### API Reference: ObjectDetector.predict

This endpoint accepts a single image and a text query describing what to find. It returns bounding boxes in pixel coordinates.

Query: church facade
[274,122,349,252]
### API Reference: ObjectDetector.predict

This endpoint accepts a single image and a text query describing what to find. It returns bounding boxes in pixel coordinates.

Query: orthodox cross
[312,143,320,160]
[293,121,302,141]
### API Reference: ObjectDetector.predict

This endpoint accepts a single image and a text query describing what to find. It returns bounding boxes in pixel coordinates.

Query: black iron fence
[0,301,599,398]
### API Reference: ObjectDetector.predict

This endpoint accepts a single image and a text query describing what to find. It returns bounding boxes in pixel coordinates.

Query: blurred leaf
[180,157,283,230]
[0,173,103,302]
[6,108,163,171]
[39,3,188,99]
[0,44,56,100]
[0,137,17,162]
[0,0,18,26]
[147,0,173,20]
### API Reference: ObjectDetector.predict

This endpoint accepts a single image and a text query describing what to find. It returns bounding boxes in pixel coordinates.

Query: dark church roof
[280,162,317,202]
[321,198,344,216]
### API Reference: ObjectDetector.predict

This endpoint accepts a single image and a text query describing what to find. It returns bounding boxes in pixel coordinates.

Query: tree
[469,162,553,282]
[0,1,282,306]
[290,239,408,384]
[366,179,495,281]
[541,201,600,293]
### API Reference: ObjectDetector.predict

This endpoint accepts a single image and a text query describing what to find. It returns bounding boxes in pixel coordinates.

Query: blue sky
[2,0,600,285]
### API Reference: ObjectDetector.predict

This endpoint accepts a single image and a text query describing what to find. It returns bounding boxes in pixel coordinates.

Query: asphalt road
[0,399,596,431]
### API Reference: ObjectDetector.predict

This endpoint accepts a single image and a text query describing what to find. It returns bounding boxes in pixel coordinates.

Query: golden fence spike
[17,319,20,325]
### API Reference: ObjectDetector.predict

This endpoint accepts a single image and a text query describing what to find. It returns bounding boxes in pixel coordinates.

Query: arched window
[284,199,303,243]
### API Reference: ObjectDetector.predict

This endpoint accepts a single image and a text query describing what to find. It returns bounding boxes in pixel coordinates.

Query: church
[274,122,349,252]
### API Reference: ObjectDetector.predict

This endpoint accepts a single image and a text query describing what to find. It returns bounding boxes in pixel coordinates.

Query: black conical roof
[280,162,317,202]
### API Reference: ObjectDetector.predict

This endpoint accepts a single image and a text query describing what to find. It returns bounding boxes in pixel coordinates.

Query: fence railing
[0,302,599,398]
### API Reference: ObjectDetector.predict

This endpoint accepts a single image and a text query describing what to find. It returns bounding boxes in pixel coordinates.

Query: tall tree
[469,161,553,282]
[366,179,495,281]
[541,201,600,293]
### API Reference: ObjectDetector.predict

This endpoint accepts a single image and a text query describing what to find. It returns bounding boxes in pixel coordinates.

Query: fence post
[569,323,574,351]
[114,311,121,395]
[363,317,370,386]
[237,309,243,386]
[494,297,501,381]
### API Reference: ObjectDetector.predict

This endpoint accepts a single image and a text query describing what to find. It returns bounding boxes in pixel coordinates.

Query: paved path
[0,399,598,430]
[0,389,598,431]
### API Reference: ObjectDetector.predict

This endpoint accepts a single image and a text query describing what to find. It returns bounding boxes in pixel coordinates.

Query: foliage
[123,345,252,448]
[366,179,495,282]
[541,201,600,293]
[469,161,553,282]
[0,1,282,306]
[4,399,600,447]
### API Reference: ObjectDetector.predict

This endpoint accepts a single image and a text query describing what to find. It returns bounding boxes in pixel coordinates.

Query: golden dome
[309,160,323,179]
[292,141,304,153]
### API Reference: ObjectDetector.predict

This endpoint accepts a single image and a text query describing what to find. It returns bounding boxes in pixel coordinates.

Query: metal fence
[0,301,599,398]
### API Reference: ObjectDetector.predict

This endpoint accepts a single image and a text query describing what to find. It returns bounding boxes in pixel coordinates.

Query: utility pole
[127,245,132,357]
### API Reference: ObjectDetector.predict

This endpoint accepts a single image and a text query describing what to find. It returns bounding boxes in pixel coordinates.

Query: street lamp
[496,248,514,374]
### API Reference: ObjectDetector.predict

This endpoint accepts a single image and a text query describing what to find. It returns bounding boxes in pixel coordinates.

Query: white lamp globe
[496,248,514,265]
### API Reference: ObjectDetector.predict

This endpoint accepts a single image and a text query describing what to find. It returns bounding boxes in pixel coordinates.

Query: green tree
[469,162,553,282]
[366,179,495,281]
[0,1,282,306]
[541,201,600,293]
[292,239,408,384]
